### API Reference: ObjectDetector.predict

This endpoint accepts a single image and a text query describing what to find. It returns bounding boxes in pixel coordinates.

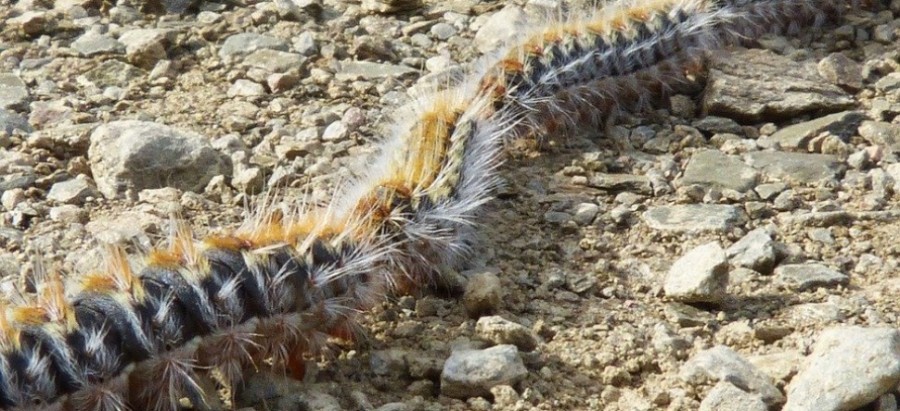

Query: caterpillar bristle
[0,0,873,409]
[128,339,202,411]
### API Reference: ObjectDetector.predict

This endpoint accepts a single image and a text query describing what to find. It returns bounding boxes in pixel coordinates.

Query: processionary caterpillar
[0,0,870,409]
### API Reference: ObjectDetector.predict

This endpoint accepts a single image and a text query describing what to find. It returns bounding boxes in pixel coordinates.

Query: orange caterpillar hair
[0,0,867,409]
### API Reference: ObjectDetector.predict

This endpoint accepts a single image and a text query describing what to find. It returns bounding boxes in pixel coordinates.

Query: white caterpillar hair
[0,0,870,409]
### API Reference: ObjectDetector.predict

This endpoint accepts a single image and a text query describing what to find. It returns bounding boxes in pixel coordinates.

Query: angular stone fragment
[475,316,538,351]
[681,345,785,406]
[700,381,768,411]
[664,242,729,304]
[643,205,744,233]
[679,150,758,192]
[745,151,844,185]
[726,228,777,274]
[219,33,289,59]
[463,268,503,318]
[766,111,865,150]
[774,263,848,291]
[703,49,854,122]
[0,74,29,110]
[88,121,231,198]
[784,327,900,411]
[441,345,527,399]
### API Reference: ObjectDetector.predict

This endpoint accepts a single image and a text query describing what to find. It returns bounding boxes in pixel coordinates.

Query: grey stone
[847,149,871,170]
[0,173,36,192]
[321,121,348,141]
[370,349,409,377]
[88,121,231,199]
[787,302,844,323]
[774,263,848,291]
[267,72,299,92]
[0,227,23,248]
[0,74,29,110]
[875,73,900,95]
[431,23,457,40]
[441,345,528,399]
[293,31,317,56]
[71,32,124,56]
[745,151,844,185]
[700,381,768,411]
[588,173,652,194]
[475,316,538,351]
[118,29,170,69]
[859,121,900,153]
[817,53,863,90]
[219,33,288,59]
[876,394,898,411]
[572,202,599,225]
[158,0,196,13]
[233,167,263,194]
[681,345,785,406]
[766,111,865,150]
[361,0,422,14]
[692,116,744,135]
[235,373,341,411]
[0,109,30,135]
[375,403,411,411]
[784,327,900,411]
[350,35,395,61]
[9,11,47,36]
[108,5,141,24]
[703,49,854,122]
[772,189,798,211]
[642,204,744,233]
[665,302,714,327]
[869,98,900,121]
[274,0,307,20]
[679,150,758,192]
[754,182,787,201]
[651,324,691,353]
[81,60,144,88]
[28,100,74,129]
[664,242,729,304]
[425,55,453,73]
[0,188,23,211]
[335,60,418,81]
[242,49,305,73]
[748,351,803,384]
[543,211,571,224]
[26,124,94,155]
[48,204,87,224]
[408,352,444,380]
[47,175,101,205]
[807,227,834,244]
[873,23,897,43]
[474,6,529,53]
[0,150,34,173]
[887,164,900,190]
[726,228,777,274]
[227,79,265,97]
[463,268,503,318]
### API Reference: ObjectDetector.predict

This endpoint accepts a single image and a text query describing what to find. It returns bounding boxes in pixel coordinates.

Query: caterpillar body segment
[0,0,872,409]
[478,0,860,137]
[482,0,726,102]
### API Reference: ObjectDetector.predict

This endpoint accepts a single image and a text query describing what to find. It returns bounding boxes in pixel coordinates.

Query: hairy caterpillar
[0,0,869,410]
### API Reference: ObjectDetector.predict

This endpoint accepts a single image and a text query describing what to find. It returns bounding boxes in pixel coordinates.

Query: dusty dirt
[1,0,900,410]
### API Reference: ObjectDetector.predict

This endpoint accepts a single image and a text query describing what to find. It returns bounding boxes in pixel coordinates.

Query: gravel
[1,1,899,410]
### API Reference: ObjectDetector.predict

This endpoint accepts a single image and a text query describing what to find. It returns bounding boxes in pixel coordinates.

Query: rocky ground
[2,0,900,410]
